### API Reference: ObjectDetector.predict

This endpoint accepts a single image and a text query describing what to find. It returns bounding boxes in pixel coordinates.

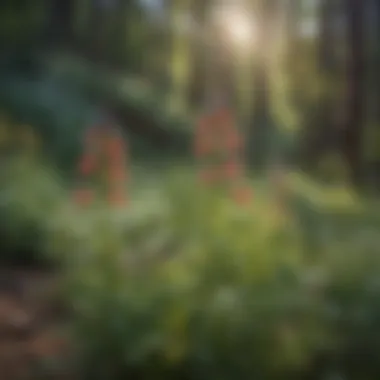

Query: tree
[45,0,74,46]
[313,0,341,164]
[187,0,210,109]
[167,0,192,115]
[248,0,279,171]
[343,0,366,184]
[319,0,338,71]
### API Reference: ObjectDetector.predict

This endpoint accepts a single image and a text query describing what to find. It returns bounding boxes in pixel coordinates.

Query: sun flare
[213,4,256,48]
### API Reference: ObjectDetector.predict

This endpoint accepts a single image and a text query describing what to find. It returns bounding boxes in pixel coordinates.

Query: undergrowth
[1,155,380,379]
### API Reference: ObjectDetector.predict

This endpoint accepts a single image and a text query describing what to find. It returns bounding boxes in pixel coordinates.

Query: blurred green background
[0,0,380,379]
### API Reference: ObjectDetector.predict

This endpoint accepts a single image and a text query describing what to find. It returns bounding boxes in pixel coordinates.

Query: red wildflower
[73,188,94,206]
[197,116,211,132]
[195,117,213,155]
[204,113,218,126]
[78,153,97,176]
[224,161,242,180]
[106,136,125,157]
[199,167,220,185]
[75,123,131,208]
[232,185,252,205]
[107,166,127,184]
[224,130,242,151]
[195,106,248,198]
[108,190,127,207]
[194,134,213,157]
[107,145,127,183]
[215,107,232,125]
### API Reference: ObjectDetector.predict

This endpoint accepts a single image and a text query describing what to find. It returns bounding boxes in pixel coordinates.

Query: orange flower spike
[232,186,253,205]
[199,113,215,129]
[199,167,219,186]
[78,126,101,175]
[224,130,243,151]
[106,130,129,207]
[224,161,242,180]
[106,137,125,159]
[73,188,94,207]
[197,116,211,130]
[107,166,127,184]
[216,107,234,129]
[108,139,127,170]
[108,190,128,207]
[195,135,212,157]
[194,118,214,157]
[78,153,97,175]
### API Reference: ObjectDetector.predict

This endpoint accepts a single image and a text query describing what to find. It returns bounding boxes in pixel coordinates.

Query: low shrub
[61,173,329,380]
[56,170,380,380]
[0,153,65,266]
[1,153,379,379]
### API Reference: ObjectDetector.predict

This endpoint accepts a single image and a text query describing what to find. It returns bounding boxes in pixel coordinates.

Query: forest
[0,0,379,379]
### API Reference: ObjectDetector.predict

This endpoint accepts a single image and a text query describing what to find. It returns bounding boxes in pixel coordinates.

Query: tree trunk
[167,0,191,115]
[44,0,74,47]
[188,1,209,109]
[311,0,340,165]
[319,0,337,71]
[285,0,300,48]
[88,0,107,61]
[248,0,277,171]
[343,0,366,185]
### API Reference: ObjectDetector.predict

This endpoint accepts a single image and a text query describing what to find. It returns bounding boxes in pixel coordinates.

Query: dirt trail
[0,268,68,380]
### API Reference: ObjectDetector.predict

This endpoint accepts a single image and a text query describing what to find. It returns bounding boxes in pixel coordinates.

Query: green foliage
[1,150,380,379]
[0,53,191,180]
[0,0,46,47]
[0,154,65,266]
[0,70,96,176]
[46,54,192,155]
[364,123,380,162]
[322,239,380,378]
[64,175,320,380]
[63,177,380,379]
[316,153,350,184]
